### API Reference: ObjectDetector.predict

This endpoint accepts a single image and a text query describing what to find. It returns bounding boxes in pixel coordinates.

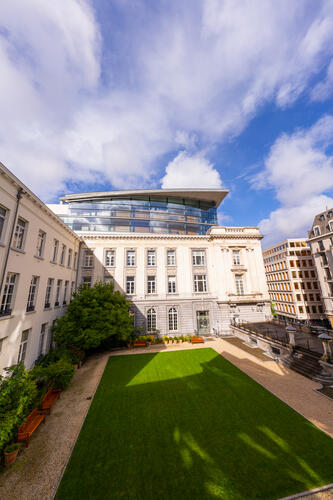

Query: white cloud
[256,116,333,245]
[1,1,333,199]
[311,59,333,101]
[161,151,222,189]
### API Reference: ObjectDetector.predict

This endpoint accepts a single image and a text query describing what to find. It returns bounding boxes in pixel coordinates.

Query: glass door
[196,311,210,335]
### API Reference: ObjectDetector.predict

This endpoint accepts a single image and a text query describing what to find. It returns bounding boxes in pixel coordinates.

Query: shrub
[31,359,75,391]
[5,442,23,454]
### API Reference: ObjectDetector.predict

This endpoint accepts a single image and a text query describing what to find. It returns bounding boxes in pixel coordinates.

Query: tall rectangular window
[18,329,30,363]
[70,281,75,298]
[1,273,18,316]
[126,276,135,294]
[38,323,48,357]
[12,218,26,250]
[55,279,62,306]
[67,249,72,268]
[127,250,136,266]
[63,280,69,304]
[235,275,244,295]
[167,250,176,266]
[73,251,78,269]
[26,276,39,312]
[36,230,46,257]
[147,276,156,294]
[168,276,176,294]
[82,277,92,288]
[147,250,156,266]
[194,274,207,292]
[83,249,94,268]
[232,250,240,265]
[52,240,59,262]
[60,244,66,265]
[0,206,8,242]
[105,249,115,267]
[45,278,54,308]
[192,250,206,266]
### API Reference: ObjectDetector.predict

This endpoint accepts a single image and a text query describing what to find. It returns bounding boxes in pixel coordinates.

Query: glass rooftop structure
[55,189,228,235]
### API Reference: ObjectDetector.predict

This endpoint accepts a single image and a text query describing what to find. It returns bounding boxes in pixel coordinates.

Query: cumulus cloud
[1,1,333,199]
[311,59,333,101]
[161,151,222,189]
[255,116,333,245]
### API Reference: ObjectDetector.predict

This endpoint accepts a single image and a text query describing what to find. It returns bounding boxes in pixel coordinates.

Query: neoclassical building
[49,189,270,335]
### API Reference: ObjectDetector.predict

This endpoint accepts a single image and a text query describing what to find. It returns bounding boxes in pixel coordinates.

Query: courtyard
[55,348,333,500]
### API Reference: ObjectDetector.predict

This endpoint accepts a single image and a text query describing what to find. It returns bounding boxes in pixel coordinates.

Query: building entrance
[196,311,210,334]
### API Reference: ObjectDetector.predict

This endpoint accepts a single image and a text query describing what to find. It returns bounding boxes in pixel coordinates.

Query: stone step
[282,354,333,384]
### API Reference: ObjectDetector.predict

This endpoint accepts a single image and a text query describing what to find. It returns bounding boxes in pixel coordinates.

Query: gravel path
[0,339,332,500]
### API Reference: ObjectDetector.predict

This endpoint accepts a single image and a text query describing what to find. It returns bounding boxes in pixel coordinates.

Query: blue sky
[1,1,333,246]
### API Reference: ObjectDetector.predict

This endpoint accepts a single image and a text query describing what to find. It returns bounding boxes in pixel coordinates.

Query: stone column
[286,325,297,347]
[318,333,333,362]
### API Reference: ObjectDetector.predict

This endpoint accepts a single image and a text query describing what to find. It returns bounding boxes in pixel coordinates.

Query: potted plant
[4,442,23,467]
[163,336,169,345]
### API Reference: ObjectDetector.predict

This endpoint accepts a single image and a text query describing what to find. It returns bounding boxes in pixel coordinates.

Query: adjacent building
[263,239,324,323]
[307,209,333,328]
[49,189,271,336]
[0,163,81,371]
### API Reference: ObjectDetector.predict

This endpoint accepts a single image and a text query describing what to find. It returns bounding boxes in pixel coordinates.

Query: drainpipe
[0,187,23,298]
[74,240,82,291]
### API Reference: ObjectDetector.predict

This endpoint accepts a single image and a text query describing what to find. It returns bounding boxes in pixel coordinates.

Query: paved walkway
[0,339,332,500]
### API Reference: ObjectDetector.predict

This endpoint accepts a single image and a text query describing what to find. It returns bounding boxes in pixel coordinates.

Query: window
[38,323,48,357]
[168,276,176,294]
[147,276,156,294]
[313,226,320,236]
[126,276,135,294]
[67,249,72,268]
[70,281,75,298]
[328,220,333,231]
[194,274,207,292]
[232,250,240,265]
[83,249,94,268]
[26,276,39,312]
[12,218,26,250]
[192,250,206,266]
[147,308,156,332]
[104,275,113,284]
[235,275,244,295]
[55,279,62,306]
[299,306,304,314]
[36,230,46,258]
[312,305,317,313]
[105,249,115,267]
[45,278,54,308]
[0,273,18,316]
[169,307,178,331]
[296,294,301,301]
[167,250,176,266]
[147,250,156,266]
[82,277,92,288]
[18,329,30,363]
[60,244,66,265]
[73,251,78,269]
[127,250,136,266]
[63,281,69,304]
[0,206,8,241]
[52,240,59,262]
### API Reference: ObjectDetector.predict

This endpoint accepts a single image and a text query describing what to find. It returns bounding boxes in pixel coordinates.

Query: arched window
[147,308,156,332]
[168,307,178,331]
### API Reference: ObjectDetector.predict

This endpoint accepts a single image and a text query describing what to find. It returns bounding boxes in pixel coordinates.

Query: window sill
[0,314,14,321]
[0,241,6,247]
[11,247,26,254]
[25,310,36,315]
[44,306,52,311]
[50,260,57,264]
[34,255,44,260]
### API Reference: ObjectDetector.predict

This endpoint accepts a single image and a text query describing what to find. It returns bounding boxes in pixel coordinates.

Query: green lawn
[56,349,333,500]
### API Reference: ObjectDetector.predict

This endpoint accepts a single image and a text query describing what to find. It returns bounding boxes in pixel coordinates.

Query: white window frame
[83,249,94,268]
[82,276,92,288]
[63,280,69,304]
[127,250,136,267]
[27,276,39,312]
[167,250,176,266]
[313,226,321,236]
[1,272,18,316]
[73,251,78,269]
[45,278,54,308]
[36,230,46,258]
[168,276,176,294]
[168,307,178,331]
[0,205,9,243]
[147,275,156,294]
[18,329,30,364]
[70,281,75,298]
[232,250,240,265]
[147,250,156,266]
[126,276,135,294]
[55,279,62,305]
[194,274,207,293]
[192,250,206,266]
[52,240,59,262]
[105,249,115,267]
[12,217,27,250]
[147,307,156,332]
[38,323,48,357]
[67,249,72,268]
[235,274,245,295]
[60,244,66,266]
[329,220,333,232]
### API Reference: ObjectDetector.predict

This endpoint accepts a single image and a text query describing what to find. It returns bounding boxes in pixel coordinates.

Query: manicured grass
[56,349,333,500]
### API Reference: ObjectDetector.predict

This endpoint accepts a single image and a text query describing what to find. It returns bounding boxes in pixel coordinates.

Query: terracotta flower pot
[5,448,19,467]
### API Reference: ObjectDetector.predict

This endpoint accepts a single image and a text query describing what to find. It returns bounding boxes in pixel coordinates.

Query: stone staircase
[281,349,333,386]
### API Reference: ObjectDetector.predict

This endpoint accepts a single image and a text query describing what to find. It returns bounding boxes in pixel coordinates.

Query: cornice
[78,232,262,242]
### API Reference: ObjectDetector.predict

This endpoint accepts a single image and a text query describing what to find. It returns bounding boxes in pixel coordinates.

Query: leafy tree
[30,359,75,390]
[0,364,38,452]
[53,281,134,352]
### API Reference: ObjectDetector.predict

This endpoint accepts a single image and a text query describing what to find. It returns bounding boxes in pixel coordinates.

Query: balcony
[0,307,12,317]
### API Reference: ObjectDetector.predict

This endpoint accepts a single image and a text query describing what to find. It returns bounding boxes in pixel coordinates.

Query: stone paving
[0,339,332,500]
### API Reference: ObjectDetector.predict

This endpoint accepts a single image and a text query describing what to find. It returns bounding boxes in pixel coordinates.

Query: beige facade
[75,227,270,335]
[0,163,81,372]
[307,208,333,328]
[263,239,324,323]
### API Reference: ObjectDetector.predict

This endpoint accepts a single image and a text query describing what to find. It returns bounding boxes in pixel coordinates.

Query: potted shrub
[4,442,23,467]
[163,336,169,345]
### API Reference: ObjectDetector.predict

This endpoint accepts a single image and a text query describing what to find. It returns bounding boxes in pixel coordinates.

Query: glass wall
[60,196,217,235]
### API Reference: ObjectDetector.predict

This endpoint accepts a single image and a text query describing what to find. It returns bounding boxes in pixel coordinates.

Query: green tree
[53,281,134,352]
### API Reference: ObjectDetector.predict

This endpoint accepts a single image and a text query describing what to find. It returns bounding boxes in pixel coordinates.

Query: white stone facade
[78,226,270,336]
[0,163,80,372]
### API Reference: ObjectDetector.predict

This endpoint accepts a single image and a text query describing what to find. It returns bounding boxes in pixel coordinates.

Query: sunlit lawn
[56,348,333,500]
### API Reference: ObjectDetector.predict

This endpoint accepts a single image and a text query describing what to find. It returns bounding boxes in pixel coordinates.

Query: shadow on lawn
[56,349,333,500]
